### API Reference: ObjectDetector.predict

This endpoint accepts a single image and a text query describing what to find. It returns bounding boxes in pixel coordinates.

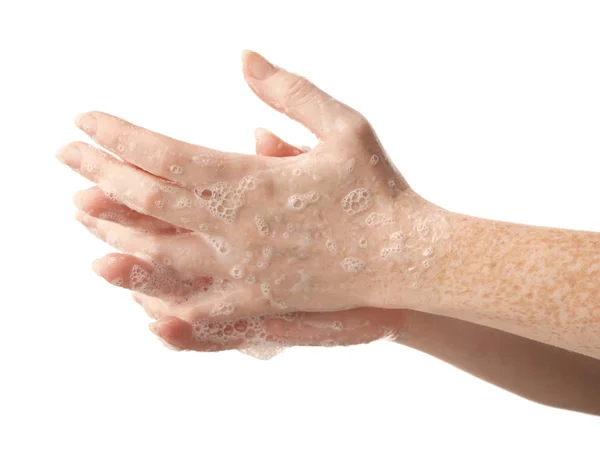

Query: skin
[57,51,431,319]
[56,51,600,412]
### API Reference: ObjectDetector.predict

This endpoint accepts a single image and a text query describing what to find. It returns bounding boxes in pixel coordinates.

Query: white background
[1,1,598,475]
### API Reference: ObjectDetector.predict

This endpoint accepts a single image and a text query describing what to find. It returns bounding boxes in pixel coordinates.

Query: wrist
[365,189,455,310]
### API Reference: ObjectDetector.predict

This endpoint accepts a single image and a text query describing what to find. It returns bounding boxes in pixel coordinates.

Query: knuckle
[141,186,165,214]
[284,76,316,109]
[160,150,184,178]
[347,112,373,137]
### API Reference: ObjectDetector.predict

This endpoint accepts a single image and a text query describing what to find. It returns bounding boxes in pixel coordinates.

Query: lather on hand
[57,51,600,360]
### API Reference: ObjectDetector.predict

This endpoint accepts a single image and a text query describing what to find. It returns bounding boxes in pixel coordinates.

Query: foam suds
[366,212,394,227]
[380,244,404,259]
[326,239,337,254]
[286,191,320,212]
[192,312,303,360]
[98,211,127,225]
[254,215,269,236]
[262,246,274,261]
[341,188,372,215]
[210,301,235,316]
[341,257,364,272]
[128,261,180,296]
[194,175,257,224]
[175,197,191,208]
[204,235,231,255]
[229,265,244,279]
[260,283,271,299]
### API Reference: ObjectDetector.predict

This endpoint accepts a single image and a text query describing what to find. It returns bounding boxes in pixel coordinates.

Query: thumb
[242,50,364,139]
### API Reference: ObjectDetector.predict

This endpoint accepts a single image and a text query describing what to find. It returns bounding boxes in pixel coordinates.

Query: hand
[75,128,407,355]
[58,51,449,319]
[141,303,404,358]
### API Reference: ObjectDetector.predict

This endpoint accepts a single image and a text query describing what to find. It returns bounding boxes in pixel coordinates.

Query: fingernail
[74,113,97,136]
[254,127,269,142]
[72,190,87,209]
[74,210,84,222]
[243,50,277,80]
[148,321,160,336]
[56,144,82,169]
[74,210,92,226]
[91,259,102,275]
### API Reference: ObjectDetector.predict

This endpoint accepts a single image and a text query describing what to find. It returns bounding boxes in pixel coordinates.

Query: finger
[133,293,252,347]
[149,316,241,352]
[91,252,205,298]
[177,285,283,322]
[165,310,389,355]
[242,50,365,139]
[75,211,224,277]
[136,297,247,352]
[132,291,218,321]
[74,111,262,188]
[132,292,169,319]
[133,280,275,323]
[254,128,305,157]
[136,299,399,353]
[163,291,266,323]
[72,127,296,235]
[57,142,207,229]
[74,187,186,234]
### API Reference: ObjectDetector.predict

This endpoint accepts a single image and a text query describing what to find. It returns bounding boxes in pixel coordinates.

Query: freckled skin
[59,51,599,376]
[418,215,600,358]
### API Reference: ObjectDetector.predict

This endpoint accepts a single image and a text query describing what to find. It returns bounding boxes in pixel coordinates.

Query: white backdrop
[1,1,598,475]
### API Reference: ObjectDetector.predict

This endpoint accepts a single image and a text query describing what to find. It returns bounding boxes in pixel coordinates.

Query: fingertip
[150,316,192,351]
[74,210,95,226]
[148,320,160,336]
[73,112,97,136]
[241,49,254,62]
[55,144,70,163]
[73,209,85,222]
[148,320,181,351]
[241,50,278,81]
[73,112,85,126]
[254,128,275,156]
[91,258,103,276]
[72,189,87,209]
[254,127,270,141]
[241,49,254,79]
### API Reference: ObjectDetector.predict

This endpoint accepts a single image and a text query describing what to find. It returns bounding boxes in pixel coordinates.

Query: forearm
[402,210,600,358]
[397,309,600,415]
